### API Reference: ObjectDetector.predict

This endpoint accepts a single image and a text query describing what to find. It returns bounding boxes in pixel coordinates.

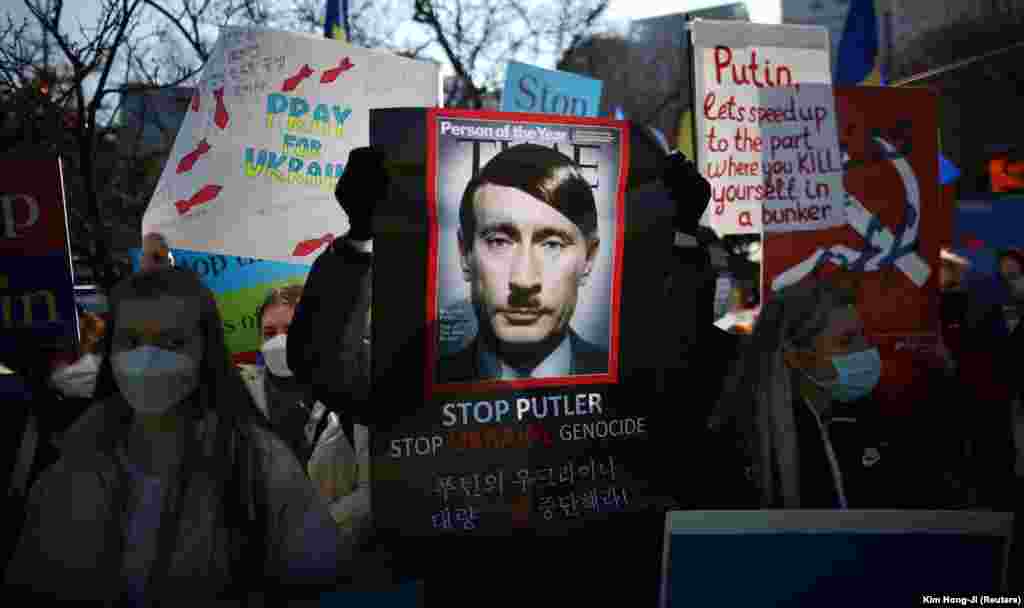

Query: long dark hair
[93,267,263,427]
[709,276,857,507]
[91,267,269,597]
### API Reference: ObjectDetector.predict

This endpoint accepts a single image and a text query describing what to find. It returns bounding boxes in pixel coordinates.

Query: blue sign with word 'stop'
[501,61,603,118]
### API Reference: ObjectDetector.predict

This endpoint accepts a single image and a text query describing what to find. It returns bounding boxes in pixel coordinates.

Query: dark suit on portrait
[437,329,608,384]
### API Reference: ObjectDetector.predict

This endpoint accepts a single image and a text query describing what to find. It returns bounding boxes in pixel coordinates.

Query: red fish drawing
[213,88,229,129]
[320,57,354,83]
[175,138,211,174]
[190,92,200,112]
[281,64,315,92]
[291,233,336,257]
[175,184,223,215]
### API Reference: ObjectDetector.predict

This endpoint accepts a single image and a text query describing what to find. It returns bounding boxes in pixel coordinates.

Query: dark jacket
[2,363,35,573]
[436,329,607,383]
[703,391,970,510]
[5,399,344,603]
[287,239,372,425]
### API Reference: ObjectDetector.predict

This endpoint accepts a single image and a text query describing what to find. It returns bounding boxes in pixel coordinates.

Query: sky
[607,0,781,25]
[1,0,783,80]
[2,0,783,46]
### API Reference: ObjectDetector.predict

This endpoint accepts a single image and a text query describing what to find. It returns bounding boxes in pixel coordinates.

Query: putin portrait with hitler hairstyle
[438,143,610,384]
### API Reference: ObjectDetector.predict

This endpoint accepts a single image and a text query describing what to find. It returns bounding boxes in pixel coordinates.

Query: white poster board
[690,19,846,236]
[142,27,440,263]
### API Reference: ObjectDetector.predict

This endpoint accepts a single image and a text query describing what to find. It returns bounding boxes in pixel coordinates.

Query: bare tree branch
[413,0,609,108]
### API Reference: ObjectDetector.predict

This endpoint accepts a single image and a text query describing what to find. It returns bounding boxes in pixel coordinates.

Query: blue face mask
[817,347,882,403]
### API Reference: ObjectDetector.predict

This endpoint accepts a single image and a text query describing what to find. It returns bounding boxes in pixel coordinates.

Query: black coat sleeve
[287,248,327,387]
[287,240,373,417]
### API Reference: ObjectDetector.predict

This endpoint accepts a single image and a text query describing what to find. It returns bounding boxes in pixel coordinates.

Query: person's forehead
[261,303,295,326]
[473,184,579,232]
[118,295,198,331]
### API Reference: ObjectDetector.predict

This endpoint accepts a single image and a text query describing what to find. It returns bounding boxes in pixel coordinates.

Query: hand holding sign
[335,147,390,241]
[663,152,712,235]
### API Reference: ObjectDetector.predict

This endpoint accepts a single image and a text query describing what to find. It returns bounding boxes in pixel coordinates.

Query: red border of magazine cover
[423,108,630,397]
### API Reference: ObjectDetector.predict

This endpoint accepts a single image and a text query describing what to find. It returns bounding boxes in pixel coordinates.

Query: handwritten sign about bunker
[370,109,647,537]
[142,27,439,264]
[690,19,846,236]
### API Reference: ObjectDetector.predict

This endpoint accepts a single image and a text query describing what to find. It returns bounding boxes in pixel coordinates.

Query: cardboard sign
[690,19,846,236]
[368,108,682,539]
[0,158,78,358]
[762,86,943,417]
[501,61,603,118]
[128,246,310,362]
[659,510,1014,607]
[762,86,940,331]
[142,27,440,264]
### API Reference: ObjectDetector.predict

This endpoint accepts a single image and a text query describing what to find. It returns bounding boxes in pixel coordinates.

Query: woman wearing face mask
[5,268,343,604]
[46,311,106,434]
[238,285,372,546]
[704,274,962,509]
[997,249,1024,333]
[995,249,1024,562]
[948,248,1024,513]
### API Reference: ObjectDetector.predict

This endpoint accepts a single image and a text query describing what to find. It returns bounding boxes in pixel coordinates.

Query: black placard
[371,109,676,541]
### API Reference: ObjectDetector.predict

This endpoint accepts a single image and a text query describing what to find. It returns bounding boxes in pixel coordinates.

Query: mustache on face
[505,285,547,313]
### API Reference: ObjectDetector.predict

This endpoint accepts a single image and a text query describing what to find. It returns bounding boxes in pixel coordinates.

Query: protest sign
[762,86,944,417]
[370,108,682,541]
[129,247,310,362]
[690,19,846,236]
[501,61,603,118]
[142,27,439,264]
[0,158,78,358]
[953,195,1024,279]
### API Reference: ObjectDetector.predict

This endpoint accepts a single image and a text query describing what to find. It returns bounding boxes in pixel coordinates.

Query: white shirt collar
[477,332,573,380]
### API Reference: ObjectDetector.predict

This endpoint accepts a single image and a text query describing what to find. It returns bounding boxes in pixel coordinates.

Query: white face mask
[112,346,199,415]
[50,353,102,399]
[261,334,293,378]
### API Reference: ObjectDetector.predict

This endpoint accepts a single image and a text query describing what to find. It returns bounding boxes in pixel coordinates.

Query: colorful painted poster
[762,86,943,416]
[690,19,846,235]
[129,247,310,362]
[142,27,440,264]
[371,108,658,538]
[0,158,78,358]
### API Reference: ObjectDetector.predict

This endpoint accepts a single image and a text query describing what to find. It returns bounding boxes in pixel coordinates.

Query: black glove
[662,151,711,235]
[335,147,390,241]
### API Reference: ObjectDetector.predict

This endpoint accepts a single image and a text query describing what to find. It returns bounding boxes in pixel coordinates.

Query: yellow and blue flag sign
[325,0,349,42]
[836,0,883,86]
[837,0,960,184]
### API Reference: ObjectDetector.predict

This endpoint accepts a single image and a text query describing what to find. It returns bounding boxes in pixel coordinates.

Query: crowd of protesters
[3,132,1023,604]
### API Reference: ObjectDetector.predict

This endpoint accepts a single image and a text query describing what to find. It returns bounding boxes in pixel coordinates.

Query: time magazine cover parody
[372,109,650,537]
